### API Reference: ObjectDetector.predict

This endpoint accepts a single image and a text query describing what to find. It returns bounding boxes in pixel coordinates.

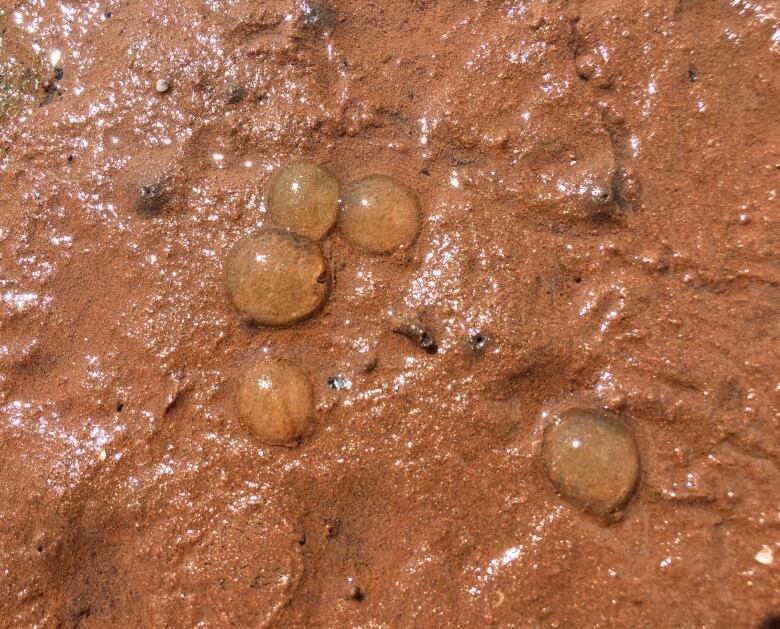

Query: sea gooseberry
[339,175,421,255]
[541,407,640,518]
[235,357,314,446]
[267,163,340,241]
[224,229,330,327]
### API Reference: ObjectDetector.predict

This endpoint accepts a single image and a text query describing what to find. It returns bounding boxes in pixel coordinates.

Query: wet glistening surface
[0,1,778,627]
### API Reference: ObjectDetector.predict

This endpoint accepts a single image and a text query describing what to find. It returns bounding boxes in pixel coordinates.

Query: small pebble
[224,229,330,327]
[326,376,351,391]
[340,175,421,254]
[755,545,774,566]
[235,357,313,446]
[268,163,340,240]
[541,407,640,518]
[156,78,170,93]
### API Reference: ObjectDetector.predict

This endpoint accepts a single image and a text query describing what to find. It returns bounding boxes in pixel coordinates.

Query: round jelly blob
[235,357,314,446]
[267,163,340,241]
[541,407,640,517]
[224,229,330,327]
[339,175,420,254]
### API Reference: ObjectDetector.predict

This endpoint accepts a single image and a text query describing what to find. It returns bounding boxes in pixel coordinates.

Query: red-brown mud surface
[0,1,778,627]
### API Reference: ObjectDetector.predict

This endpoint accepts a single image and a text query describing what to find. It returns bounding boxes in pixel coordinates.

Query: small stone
[326,376,351,391]
[224,229,330,327]
[340,175,421,255]
[268,163,340,241]
[755,545,774,566]
[541,407,640,518]
[156,78,170,93]
[235,357,313,446]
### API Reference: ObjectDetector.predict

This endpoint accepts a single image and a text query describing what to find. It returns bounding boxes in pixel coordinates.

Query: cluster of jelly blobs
[225,164,420,445]
[225,164,641,520]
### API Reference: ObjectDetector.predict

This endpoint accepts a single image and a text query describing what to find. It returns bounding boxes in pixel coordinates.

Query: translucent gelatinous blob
[268,163,340,241]
[340,175,420,254]
[541,407,640,517]
[224,229,330,326]
[235,357,313,446]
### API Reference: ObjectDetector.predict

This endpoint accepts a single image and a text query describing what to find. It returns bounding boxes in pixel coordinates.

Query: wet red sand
[1,1,779,627]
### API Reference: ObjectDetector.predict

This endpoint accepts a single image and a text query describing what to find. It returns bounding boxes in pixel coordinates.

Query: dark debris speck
[393,321,438,354]
[135,175,172,216]
[325,519,341,539]
[469,332,487,353]
[226,85,245,104]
